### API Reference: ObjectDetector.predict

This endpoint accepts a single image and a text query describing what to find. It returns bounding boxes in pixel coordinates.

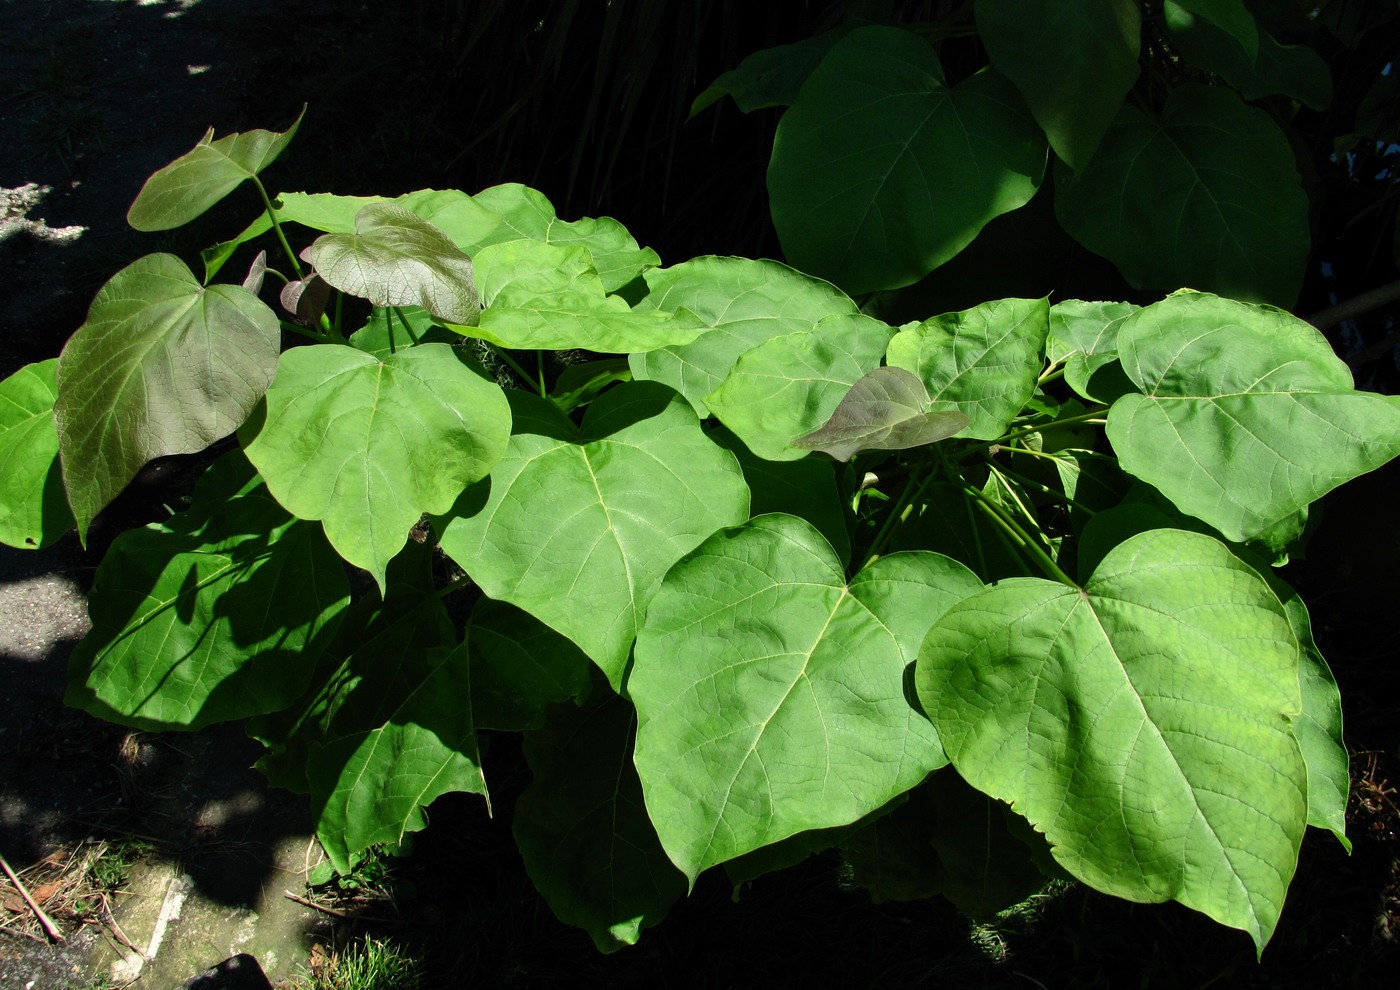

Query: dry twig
[0,852,65,942]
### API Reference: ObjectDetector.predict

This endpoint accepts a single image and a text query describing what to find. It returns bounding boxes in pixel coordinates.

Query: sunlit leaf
[0,360,72,549]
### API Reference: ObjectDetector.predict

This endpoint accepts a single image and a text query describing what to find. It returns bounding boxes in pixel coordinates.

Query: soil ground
[2,2,1399,988]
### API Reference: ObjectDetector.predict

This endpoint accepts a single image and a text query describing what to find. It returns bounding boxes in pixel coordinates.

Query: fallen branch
[0,853,65,943]
[283,889,353,919]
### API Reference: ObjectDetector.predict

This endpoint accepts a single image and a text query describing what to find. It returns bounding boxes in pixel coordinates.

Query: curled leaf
[279,272,330,326]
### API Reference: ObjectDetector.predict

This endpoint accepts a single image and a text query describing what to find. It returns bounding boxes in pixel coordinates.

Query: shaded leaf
[1165,3,1332,109]
[241,343,511,590]
[1055,85,1309,305]
[631,513,983,882]
[127,106,304,231]
[0,360,73,549]
[768,25,1046,293]
[917,528,1307,951]
[55,254,279,539]
[468,598,592,732]
[792,366,968,462]
[279,272,329,326]
[437,384,749,688]
[689,26,856,116]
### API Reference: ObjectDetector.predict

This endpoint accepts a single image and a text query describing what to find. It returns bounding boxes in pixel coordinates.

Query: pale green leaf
[917,528,1307,951]
[768,26,1046,293]
[54,254,279,539]
[791,365,969,462]
[0,360,72,549]
[706,313,896,461]
[886,297,1050,440]
[1055,85,1309,306]
[514,691,685,951]
[977,0,1141,170]
[437,384,750,688]
[631,513,983,882]
[1047,299,1139,402]
[241,343,511,590]
[1106,292,1400,544]
[303,203,481,324]
[629,257,860,415]
[127,107,304,231]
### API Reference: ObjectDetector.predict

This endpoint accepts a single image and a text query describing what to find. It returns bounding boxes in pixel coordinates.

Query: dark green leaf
[1165,3,1332,109]
[468,598,592,732]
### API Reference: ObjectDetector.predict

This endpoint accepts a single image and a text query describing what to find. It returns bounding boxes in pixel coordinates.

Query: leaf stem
[492,346,545,395]
[994,408,1108,450]
[252,175,304,280]
[986,455,1101,517]
[859,452,939,571]
[963,484,1077,587]
[280,320,324,342]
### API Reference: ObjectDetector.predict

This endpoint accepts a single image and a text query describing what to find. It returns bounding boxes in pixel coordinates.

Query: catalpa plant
[1,109,1395,956]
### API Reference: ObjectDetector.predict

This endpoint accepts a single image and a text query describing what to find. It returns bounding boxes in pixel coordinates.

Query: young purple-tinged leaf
[514,691,685,951]
[791,366,967,462]
[127,106,304,231]
[0,360,73,549]
[54,253,279,541]
[279,272,330,326]
[242,250,268,294]
[303,203,481,324]
[917,528,1307,953]
[631,513,983,883]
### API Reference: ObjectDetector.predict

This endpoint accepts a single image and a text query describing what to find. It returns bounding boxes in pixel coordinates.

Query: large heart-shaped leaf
[303,203,481,324]
[0,360,72,549]
[65,453,348,731]
[127,107,303,231]
[977,0,1141,170]
[629,257,859,414]
[791,366,968,462]
[768,25,1046,294]
[437,384,750,688]
[917,528,1307,951]
[886,297,1050,440]
[54,253,279,540]
[456,239,702,352]
[309,641,486,874]
[1055,85,1309,305]
[514,691,686,952]
[1106,292,1400,544]
[241,343,511,590]
[1165,3,1332,110]
[705,313,896,461]
[630,513,983,882]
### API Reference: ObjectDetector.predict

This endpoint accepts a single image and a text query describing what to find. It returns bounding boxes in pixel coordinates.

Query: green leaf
[437,384,750,688]
[689,26,856,116]
[468,598,592,732]
[457,240,701,352]
[1055,85,1309,306]
[241,343,511,590]
[0,360,73,549]
[1047,299,1138,402]
[917,528,1307,951]
[514,691,686,951]
[886,297,1050,440]
[54,254,280,540]
[348,306,456,360]
[309,641,487,874]
[629,257,860,415]
[768,25,1046,294]
[791,366,968,462]
[631,513,983,883]
[706,313,897,461]
[126,107,304,231]
[303,203,482,324]
[65,453,348,731]
[977,0,1141,170]
[1169,0,1259,60]
[1106,292,1400,544]
[1165,3,1332,109]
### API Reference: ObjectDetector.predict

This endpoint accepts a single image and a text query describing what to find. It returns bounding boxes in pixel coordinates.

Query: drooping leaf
[514,691,686,952]
[791,366,968,462]
[241,343,511,590]
[689,25,857,116]
[1055,85,1309,306]
[706,313,897,461]
[310,641,487,874]
[437,384,750,688]
[886,297,1050,440]
[127,106,304,231]
[65,452,348,731]
[0,360,73,549]
[302,203,482,324]
[1165,3,1332,109]
[629,257,859,415]
[977,0,1141,170]
[54,253,279,540]
[768,25,1046,294]
[549,359,633,414]
[456,239,702,352]
[1105,292,1400,544]
[468,598,593,732]
[917,528,1307,951]
[630,513,983,882]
